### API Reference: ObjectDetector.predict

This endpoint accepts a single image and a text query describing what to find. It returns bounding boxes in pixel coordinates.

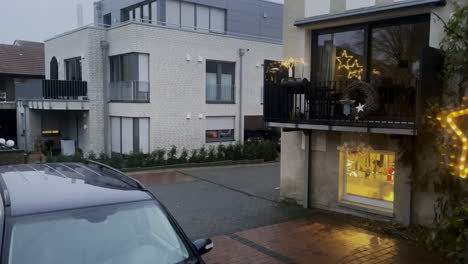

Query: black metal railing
[264,79,419,129]
[42,80,88,100]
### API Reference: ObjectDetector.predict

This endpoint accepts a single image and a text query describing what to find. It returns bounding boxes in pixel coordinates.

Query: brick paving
[129,171,195,185]
[203,217,447,264]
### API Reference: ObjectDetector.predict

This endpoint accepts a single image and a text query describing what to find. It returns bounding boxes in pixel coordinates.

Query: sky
[0,0,284,44]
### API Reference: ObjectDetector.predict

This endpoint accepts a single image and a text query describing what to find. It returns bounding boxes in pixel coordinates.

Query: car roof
[0,162,152,216]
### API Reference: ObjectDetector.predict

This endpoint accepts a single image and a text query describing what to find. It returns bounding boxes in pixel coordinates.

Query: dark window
[206,61,235,103]
[50,57,58,80]
[206,129,234,142]
[122,1,157,23]
[206,116,235,142]
[103,13,111,27]
[65,57,82,81]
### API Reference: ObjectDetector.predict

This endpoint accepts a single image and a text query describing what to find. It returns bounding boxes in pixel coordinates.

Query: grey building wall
[95,0,283,42]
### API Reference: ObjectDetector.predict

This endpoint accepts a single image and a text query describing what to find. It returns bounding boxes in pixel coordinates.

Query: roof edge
[294,0,445,26]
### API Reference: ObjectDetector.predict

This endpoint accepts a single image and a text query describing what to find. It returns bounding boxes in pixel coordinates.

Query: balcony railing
[16,80,88,101]
[264,80,420,130]
[110,81,150,102]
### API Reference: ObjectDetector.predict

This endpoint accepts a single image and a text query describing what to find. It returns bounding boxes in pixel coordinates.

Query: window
[181,2,195,30]
[103,13,111,27]
[206,117,235,142]
[206,61,235,103]
[110,53,149,102]
[50,57,58,80]
[65,57,82,81]
[342,149,395,210]
[166,0,180,27]
[209,8,226,33]
[315,29,365,83]
[111,117,150,154]
[196,5,209,32]
[151,1,158,24]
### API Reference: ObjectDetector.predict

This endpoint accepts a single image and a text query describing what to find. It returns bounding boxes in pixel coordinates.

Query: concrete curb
[121,159,275,173]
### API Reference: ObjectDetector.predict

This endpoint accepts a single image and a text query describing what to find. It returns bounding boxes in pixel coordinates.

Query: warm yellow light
[457,131,463,136]
[447,118,453,123]
[460,166,465,170]
[442,108,468,178]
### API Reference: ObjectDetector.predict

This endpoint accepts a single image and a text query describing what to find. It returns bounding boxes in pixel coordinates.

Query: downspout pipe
[239,48,249,143]
[100,40,110,154]
[303,130,311,208]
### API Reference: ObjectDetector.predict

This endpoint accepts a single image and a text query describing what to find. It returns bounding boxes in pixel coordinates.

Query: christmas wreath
[341,81,379,119]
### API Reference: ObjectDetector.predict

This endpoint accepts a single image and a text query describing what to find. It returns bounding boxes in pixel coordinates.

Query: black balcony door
[65,57,82,81]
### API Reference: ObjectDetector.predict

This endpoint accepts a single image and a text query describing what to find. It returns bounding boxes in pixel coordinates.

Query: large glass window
[110,53,149,102]
[196,5,209,32]
[7,200,191,264]
[343,149,395,210]
[65,57,82,81]
[206,61,235,103]
[166,0,181,27]
[316,29,365,82]
[111,117,150,154]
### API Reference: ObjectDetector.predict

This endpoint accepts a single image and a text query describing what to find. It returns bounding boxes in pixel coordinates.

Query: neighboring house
[16,0,283,155]
[0,40,45,145]
[265,0,457,225]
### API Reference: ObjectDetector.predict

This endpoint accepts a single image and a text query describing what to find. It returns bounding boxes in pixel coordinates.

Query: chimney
[76,3,84,27]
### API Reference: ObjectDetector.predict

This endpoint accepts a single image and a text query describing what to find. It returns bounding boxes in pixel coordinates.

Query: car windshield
[7,200,192,264]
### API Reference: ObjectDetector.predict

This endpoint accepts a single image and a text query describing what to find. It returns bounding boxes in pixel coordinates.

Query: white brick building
[18,0,283,155]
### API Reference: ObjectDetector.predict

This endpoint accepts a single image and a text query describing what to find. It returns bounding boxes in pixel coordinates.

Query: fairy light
[443,108,468,178]
[336,50,364,80]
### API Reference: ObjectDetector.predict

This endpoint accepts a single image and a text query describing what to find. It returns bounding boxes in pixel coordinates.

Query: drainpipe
[100,40,110,154]
[238,48,249,143]
[303,130,311,208]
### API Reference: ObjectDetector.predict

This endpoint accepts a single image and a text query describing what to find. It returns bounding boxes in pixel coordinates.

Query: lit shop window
[343,150,395,209]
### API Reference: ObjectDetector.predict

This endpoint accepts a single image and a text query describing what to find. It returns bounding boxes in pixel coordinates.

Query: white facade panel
[206,116,235,130]
[346,0,376,10]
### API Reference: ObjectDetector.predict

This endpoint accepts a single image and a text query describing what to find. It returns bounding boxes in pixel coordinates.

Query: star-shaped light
[347,59,364,80]
[356,103,366,113]
[336,50,353,70]
[444,108,468,178]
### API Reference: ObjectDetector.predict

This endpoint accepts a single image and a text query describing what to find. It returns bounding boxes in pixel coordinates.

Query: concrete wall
[106,23,282,151]
[96,0,283,43]
[280,130,305,204]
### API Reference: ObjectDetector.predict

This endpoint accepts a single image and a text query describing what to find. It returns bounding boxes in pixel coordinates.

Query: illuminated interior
[345,150,395,204]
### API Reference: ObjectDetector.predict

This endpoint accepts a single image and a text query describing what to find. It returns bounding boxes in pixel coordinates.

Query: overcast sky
[0,0,284,44]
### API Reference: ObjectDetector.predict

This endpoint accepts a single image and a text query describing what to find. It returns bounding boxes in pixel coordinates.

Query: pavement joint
[175,170,280,204]
[228,234,297,264]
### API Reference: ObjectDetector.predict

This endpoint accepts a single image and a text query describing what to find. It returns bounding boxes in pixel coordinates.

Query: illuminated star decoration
[443,108,468,178]
[336,50,353,70]
[336,50,363,80]
[347,60,364,80]
[356,103,365,113]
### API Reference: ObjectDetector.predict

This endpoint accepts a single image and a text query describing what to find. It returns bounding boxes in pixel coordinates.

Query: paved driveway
[129,163,448,264]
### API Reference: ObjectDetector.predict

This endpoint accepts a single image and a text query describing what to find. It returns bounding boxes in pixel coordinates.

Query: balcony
[16,80,89,110]
[264,80,428,135]
[110,81,150,103]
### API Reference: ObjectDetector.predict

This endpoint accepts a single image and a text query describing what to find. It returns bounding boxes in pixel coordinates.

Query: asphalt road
[146,163,314,239]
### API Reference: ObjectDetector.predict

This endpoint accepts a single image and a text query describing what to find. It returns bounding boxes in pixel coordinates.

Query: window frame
[111,116,150,154]
[121,0,158,23]
[206,129,235,143]
[64,57,82,81]
[310,14,430,82]
[205,60,236,104]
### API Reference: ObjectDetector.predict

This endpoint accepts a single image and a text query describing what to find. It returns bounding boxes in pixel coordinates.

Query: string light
[336,50,364,80]
[443,108,468,178]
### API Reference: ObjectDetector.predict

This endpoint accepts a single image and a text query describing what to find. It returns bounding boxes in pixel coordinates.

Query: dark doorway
[0,110,17,143]
[50,57,58,80]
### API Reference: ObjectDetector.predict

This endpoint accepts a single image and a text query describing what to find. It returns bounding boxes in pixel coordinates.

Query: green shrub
[225,144,235,160]
[126,151,146,168]
[258,141,278,161]
[198,147,207,162]
[178,148,189,163]
[87,151,98,161]
[232,143,244,160]
[107,153,124,168]
[167,146,178,165]
[207,146,216,162]
[98,152,110,164]
[216,144,226,161]
[243,142,257,160]
[189,149,199,163]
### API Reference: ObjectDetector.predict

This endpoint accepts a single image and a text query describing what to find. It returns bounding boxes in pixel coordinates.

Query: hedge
[46,141,278,169]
